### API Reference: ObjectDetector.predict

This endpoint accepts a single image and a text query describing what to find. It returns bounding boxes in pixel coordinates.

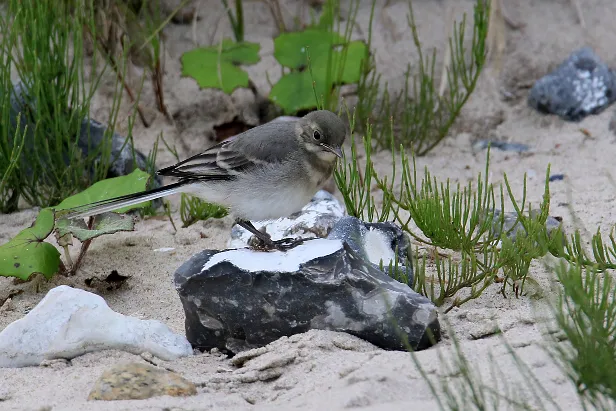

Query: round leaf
[269,71,329,114]
[220,40,261,64]
[338,41,369,84]
[55,212,136,242]
[0,208,60,280]
[182,52,250,94]
[271,28,368,113]
[274,29,345,69]
[181,40,261,94]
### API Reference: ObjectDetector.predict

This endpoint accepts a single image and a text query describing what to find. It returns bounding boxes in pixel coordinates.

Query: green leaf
[271,28,367,113]
[55,212,136,242]
[220,40,260,64]
[181,39,260,94]
[53,169,152,215]
[274,29,345,69]
[270,71,329,114]
[339,41,368,83]
[0,208,60,280]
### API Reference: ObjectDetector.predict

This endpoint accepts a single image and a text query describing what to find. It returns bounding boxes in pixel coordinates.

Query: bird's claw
[271,237,307,251]
[248,236,306,252]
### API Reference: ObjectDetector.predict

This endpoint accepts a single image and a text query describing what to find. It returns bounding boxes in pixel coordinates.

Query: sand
[1,0,615,409]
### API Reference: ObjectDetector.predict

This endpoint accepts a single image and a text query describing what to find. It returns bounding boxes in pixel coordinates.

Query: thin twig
[86,24,150,127]
[165,201,177,232]
[262,0,287,34]
[62,245,74,269]
[58,259,69,277]
[570,0,586,29]
[217,35,224,90]
[152,60,172,122]
[437,5,454,100]
[486,0,506,76]
[192,0,204,46]
[71,216,96,276]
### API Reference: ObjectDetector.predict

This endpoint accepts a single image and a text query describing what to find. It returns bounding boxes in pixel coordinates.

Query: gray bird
[64,110,347,250]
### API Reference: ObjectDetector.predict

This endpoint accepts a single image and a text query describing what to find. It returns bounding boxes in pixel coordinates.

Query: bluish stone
[528,47,616,122]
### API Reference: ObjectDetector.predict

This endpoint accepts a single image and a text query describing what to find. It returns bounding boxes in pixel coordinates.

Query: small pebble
[174,230,201,246]
[472,139,530,153]
[88,362,197,401]
[469,322,501,340]
[40,358,70,369]
[153,247,176,252]
[0,297,14,312]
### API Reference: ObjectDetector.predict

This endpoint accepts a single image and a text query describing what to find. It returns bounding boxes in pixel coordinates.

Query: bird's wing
[157,121,298,180]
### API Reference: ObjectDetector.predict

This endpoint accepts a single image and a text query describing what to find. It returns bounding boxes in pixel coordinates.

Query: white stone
[204,238,343,273]
[0,285,193,368]
[363,227,396,267]
[153,247,176,252]
[228,190,346,248]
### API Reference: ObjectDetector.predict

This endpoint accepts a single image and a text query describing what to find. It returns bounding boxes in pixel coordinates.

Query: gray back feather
[226,120,299,162]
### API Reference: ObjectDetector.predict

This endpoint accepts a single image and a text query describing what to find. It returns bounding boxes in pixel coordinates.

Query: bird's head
[298,110,347,162]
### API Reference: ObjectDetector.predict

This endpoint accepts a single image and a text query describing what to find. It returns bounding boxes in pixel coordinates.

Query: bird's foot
[248,236,307,252]
[237,219,306,252]
[271,237,307,251]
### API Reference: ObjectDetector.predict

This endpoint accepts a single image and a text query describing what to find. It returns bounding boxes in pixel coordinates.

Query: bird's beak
[320,144,343,158]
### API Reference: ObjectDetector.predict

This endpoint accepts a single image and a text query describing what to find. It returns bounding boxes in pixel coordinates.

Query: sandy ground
[2,0,616,409]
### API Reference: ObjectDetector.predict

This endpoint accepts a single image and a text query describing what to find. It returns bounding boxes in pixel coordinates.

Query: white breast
[186,165,319,221]
[230,182,315,220]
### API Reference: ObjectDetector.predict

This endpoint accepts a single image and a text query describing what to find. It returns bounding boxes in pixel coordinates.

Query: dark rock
[327,216,413,284]
[7,81,162,190]
[528,47,616,122]
[549,174,565,182]
[175,238,440,355]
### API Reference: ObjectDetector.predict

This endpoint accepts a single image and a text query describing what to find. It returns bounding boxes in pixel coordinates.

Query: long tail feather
[63,181,188,219]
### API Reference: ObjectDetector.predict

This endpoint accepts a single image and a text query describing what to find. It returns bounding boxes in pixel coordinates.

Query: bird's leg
[236,220,274,246]
[235,220,306,251]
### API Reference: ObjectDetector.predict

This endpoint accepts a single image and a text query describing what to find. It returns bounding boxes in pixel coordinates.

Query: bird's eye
[313,130,321,140]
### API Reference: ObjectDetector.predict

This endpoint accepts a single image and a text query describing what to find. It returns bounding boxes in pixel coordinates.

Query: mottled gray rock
[528,47,616,122]
[0,285,193,367]
[7,81,162,187]
[327,216,413,284]
[229,190,345,248]
[175,237,439,354]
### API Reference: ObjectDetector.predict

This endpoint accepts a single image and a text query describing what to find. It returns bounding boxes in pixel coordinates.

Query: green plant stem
[220,0,244,42]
